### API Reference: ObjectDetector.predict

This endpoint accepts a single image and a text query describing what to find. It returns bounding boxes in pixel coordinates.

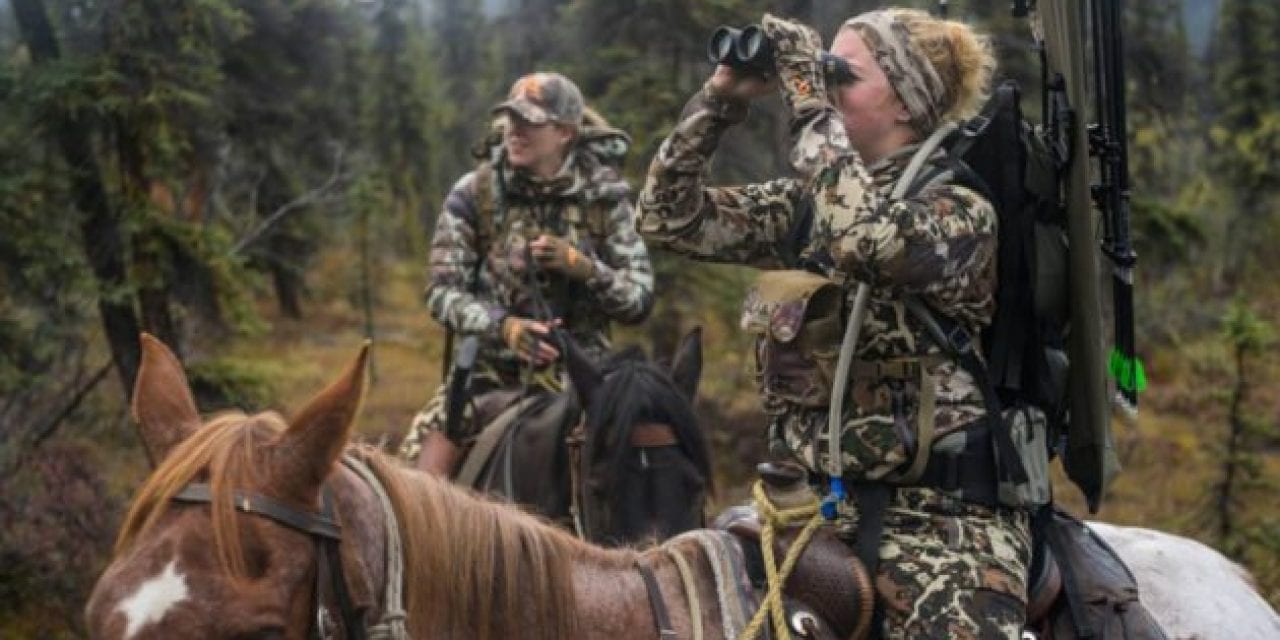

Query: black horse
[458,328,711,546]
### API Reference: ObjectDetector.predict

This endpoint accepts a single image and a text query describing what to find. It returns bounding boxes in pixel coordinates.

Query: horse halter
[171,483,367,640]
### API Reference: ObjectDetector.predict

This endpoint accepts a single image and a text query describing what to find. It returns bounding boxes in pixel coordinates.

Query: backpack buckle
[961,114,991,138]
[945,323,975,355]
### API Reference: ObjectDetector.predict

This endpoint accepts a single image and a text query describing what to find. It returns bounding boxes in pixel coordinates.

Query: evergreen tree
[11,0,144,394]
[367,0,440,257]
[431,0,498,191]
[1209,0,1280,283]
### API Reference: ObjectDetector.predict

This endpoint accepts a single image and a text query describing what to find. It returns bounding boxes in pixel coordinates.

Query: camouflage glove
[761,13,828,117]
[531,234,596,282]
[501,316,561,366]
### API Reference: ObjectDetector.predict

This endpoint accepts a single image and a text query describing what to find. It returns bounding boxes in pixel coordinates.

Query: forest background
[2,0,1278,636]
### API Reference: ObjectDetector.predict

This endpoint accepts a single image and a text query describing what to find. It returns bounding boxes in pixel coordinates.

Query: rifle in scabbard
[444,335,479,441]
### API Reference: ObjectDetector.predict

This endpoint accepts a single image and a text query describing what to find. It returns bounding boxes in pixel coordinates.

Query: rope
[342,456,408,640]
[665,547,705,640]
[736,481,825,640]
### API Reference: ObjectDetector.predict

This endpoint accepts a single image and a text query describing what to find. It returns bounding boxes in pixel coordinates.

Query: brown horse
[86,336,868,639]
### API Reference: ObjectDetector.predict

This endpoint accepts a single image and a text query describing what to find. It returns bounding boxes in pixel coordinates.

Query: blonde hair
[845,8,996,123]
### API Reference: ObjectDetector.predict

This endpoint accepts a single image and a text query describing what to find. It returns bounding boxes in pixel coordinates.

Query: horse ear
[563,335,602,410]
[131,333,202,467]
[275,342,370,497]
[670,326,702,401]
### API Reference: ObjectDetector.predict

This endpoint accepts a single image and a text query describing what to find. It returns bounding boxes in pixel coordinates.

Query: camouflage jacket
[637,90,998,480]
[426,149,654,372]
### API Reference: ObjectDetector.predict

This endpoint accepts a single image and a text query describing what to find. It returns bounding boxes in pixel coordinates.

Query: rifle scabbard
[444,336,479,441]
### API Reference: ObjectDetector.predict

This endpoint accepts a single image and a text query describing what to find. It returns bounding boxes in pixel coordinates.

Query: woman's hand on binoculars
[706,65,775,101]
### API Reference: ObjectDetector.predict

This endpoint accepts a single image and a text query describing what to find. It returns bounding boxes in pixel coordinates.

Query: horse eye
[243,544,271,579]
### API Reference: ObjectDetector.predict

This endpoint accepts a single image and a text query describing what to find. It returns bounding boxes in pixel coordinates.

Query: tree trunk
[13,0,142,398]
[271,266,303,319]
[117,124,182,351]
[1218,342,1247,557]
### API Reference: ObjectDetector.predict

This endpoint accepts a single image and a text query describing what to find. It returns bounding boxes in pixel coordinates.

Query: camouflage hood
[577,106,631,170]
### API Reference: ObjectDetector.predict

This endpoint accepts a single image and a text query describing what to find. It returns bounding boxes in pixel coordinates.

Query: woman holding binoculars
[637,9,1029,639]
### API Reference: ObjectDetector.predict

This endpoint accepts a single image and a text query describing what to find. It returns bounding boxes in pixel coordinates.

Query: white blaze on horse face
[115,558,190,639]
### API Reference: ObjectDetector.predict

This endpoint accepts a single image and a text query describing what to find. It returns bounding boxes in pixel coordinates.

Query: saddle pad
[666,529,759,640]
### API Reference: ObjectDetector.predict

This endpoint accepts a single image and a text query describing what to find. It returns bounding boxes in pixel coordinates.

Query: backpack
[897,79,1125,512]
[904,80,1071,423]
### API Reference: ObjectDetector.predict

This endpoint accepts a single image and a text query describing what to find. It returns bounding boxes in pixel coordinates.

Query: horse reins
[172,484,366,640]
[635,559,678,639]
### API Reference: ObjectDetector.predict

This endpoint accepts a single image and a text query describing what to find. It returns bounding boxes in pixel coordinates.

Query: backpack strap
[891,121,959,200]
[583,197,611,247]
[899,97,1002,202]
[822,121,960,483]
[442,160,499,376]
[472,161,499,261]
[903,297,1029,486]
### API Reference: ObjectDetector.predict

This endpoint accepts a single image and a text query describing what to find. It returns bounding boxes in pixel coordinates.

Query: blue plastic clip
[821,476,846,521]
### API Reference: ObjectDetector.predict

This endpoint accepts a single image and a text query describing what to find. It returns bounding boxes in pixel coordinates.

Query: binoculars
[707,24,857,86]
[707,25,775,75]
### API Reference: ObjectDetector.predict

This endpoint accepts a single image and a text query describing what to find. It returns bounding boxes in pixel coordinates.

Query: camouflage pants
[869,486,1031,639]
[397,376,503,462]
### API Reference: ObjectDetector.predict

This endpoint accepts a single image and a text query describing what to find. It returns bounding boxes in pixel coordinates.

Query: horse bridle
[566,419,679,539]
[172,474,675,639]
[171,483,366,640]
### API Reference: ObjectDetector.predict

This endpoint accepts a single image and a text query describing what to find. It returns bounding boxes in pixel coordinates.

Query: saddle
[715,464,876,640]
[717,464,1164,640]
[456,390,571,489]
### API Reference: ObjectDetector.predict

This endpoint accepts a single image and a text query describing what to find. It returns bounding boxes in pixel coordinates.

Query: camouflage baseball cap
[492,72,584,127]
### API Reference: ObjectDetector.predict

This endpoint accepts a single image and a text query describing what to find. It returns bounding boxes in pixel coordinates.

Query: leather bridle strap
[171,483,365,640]
[629,422,678,448]
[172,484,342,540]
[566,421,588,538]
[635,559,678,639]
[317,489,366,640]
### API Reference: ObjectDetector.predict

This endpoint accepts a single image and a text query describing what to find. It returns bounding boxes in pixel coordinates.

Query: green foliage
[1211,0,1280,133]
[0,42,97,442]
[1222,298,1275,356]
[1130,194,1204,269]
[185,356,277,412]
[94,0,249,173]
[364,0,442,257]
[1210,112,1280,198]
[1214,299,1276,560]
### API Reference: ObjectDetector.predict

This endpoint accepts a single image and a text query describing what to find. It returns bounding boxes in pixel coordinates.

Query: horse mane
[359,449,636,640]
[114,412,636,640]
[585,353,713,495]
[115,411,288,579]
